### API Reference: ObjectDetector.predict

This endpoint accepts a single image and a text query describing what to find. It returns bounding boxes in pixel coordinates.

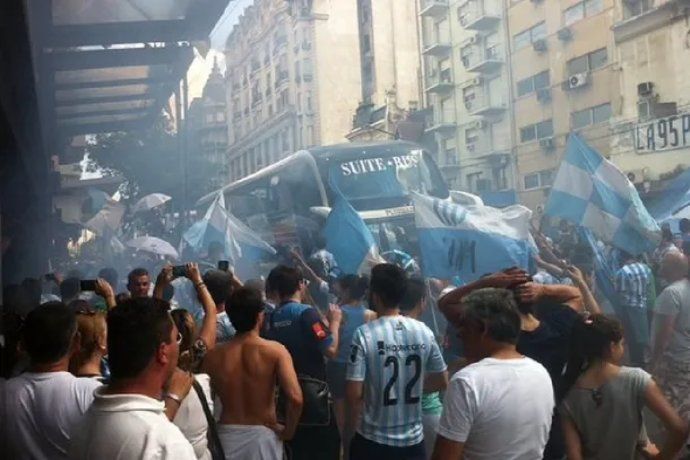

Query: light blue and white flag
[181,193,275,264]
[323,196,383,275]
[413,192,532,281]
[545,133,660,255]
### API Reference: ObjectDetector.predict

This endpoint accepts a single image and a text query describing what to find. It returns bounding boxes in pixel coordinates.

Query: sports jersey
[265,301,333,380]
[347,315,447,447]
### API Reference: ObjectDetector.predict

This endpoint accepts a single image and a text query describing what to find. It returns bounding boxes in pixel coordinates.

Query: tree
[87,112,212,209]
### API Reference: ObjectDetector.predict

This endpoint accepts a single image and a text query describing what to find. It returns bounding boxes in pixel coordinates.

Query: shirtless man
[202,287,303,460]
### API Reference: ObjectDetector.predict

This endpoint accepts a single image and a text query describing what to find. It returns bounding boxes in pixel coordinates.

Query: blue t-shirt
[265,301,333,380]
[347,316,447,447]
[333,305,368,364]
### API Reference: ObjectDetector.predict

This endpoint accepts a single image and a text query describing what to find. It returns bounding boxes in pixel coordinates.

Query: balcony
[440,151,461,170]
[458,0,502,31]
[422,40,452,57]
[420,0,449,17]
[425,68,454,94]
[274,71,289,89]
[464,94,507,116]
[463,46,503,74]
[425,113,457,136]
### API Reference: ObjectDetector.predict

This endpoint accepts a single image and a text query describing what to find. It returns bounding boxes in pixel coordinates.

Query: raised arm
[153,265,173,301]
[187,263,217,350]
[274,346,303,441]
[290,248,326,286]
[565,266,602,315]
[438,270,530,325]
[515,282,584,312]
[95,278,117,310]
[322,305,342,359]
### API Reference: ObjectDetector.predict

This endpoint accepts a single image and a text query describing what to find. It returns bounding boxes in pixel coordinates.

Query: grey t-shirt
[654,279,690,363]
[561,367,651,460]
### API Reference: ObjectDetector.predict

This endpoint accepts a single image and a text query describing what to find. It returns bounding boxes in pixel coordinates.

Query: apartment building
[225,0,361,182]
[418,0,515,197]
[609,0,690,191]
[509,0,617,212]
[347,0,422,142]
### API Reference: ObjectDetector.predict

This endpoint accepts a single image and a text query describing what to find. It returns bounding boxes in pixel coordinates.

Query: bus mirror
[310,206,331,218]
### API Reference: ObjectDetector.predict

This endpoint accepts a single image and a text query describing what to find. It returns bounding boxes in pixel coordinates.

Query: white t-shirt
[654,279,690,362]
[173,374,213,460]
[69,387,196,460]
[2,371,101,460]
[437,357,554,460]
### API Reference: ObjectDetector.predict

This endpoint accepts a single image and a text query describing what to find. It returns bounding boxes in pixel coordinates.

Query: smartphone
[172,265,187,278]
[80,280,97,291]
[218,260,230,272]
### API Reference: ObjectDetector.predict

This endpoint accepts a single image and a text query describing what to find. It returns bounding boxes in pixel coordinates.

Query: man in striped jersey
[614,251,653,367]
[346,264,448,459]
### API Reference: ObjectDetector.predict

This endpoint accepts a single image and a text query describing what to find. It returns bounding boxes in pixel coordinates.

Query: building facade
[508,0,617,212]
[609,0,690,192]
[347,0,422,142]
[188,58,229,194]
[224,0,361,182]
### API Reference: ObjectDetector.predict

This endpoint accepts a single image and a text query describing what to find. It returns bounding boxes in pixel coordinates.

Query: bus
[197,141,450,258]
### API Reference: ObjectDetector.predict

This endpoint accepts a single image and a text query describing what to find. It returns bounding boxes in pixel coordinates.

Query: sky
[186,0,254,99]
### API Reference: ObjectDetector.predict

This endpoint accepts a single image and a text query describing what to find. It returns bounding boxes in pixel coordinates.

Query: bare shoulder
[259,338,290,357]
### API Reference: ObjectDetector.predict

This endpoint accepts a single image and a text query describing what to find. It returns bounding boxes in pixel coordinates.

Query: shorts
[326,361,347,399]
[350,433,426,460]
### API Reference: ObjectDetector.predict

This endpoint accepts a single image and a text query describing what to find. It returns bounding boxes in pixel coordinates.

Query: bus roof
[196,140,424,206]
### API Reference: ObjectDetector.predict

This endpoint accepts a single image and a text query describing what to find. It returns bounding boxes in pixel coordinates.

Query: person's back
[442,357,554,459]
[202,287,302,460]
[206,336,282,425]
[5,371,101,460]
[561,366,649,460]
[4,302,101,460]
[352,315,447,446]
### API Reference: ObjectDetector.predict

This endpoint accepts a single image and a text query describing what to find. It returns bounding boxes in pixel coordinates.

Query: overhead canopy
[31,0,230,137]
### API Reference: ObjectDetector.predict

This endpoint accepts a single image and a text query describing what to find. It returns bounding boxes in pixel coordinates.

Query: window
[623,0,651,19]
[564,2,584,26]
[513,22,546,50]
[571,103,612,129]
[567,48,607,74]
[524,169,554,190]
[517,70,550,97]
[520,119,553,143]
[586,0,604,15]
[216,111,225,122]
[465,128,479,149]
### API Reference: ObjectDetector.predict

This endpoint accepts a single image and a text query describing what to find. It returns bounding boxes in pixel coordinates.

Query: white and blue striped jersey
[346,315,447,447]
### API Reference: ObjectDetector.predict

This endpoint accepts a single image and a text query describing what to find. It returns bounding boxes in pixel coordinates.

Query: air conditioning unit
[637,81,654,97]
[475,119,488,129]
[532,39,547,52]
[557,26,573,41]
[536,88,551,102]
[568,72,589,90]
[539,137,555,151]
[637,100,652,120]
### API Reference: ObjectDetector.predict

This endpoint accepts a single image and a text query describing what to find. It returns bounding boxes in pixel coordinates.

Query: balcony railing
[425,68,454,94]
[420,0,449,18]
[463,45,503,73]
[458,0,502,30]
[464,94,507,116]
[422,39,452,57]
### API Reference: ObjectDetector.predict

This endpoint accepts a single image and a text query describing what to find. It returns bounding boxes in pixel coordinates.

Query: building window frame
[524,169,555,191]
[513,21,546,51]
[516,70,550,97]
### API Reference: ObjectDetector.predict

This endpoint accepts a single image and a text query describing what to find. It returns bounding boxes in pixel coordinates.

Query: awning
[28,0,230,137]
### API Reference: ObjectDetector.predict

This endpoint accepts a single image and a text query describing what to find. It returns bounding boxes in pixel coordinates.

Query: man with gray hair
[432,288,554,460]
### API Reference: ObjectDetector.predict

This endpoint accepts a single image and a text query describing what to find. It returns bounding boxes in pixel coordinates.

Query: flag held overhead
[545,133,660,255]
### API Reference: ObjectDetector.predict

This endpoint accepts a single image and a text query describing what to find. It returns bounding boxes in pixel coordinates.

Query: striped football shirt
[346,315,447,447]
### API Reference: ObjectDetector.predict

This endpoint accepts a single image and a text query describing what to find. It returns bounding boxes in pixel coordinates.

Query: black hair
[21,301,77,364]
[127,268,149,285]
[202,270,233,305]
[107,297,173,381]
[461,288,521,344]
[370,263,407,309]
[60,277,81,301]
[98,267,119,288]
[266,265,302,299]
[680,218,690,233]
[337,274,369,302]
[560,314,623,400]
[400,277,425,312]
[228,287,265,333]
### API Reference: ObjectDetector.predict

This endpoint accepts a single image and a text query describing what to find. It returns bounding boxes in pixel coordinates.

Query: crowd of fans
[2,220,690,459]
